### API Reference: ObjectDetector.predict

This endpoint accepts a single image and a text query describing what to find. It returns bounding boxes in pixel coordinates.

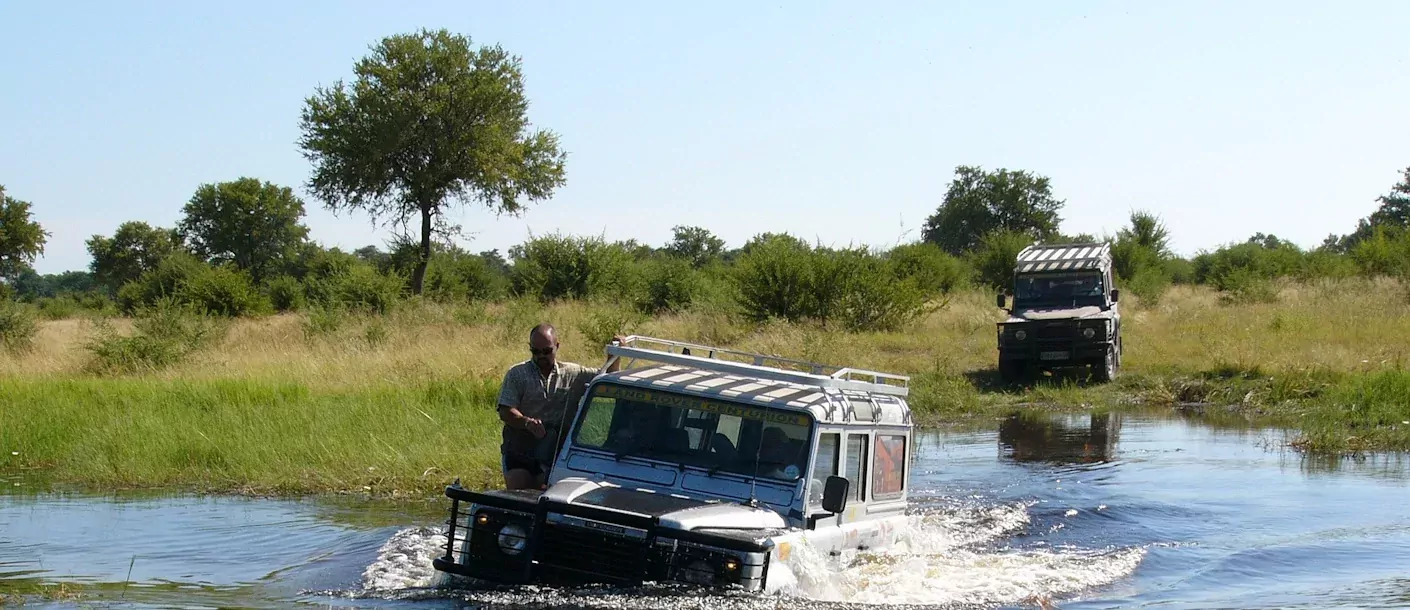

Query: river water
[4,411,1409,609]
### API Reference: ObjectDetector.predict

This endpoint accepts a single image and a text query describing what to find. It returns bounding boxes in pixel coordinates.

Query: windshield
[571,382,813,482]
[1014,272,1105,307]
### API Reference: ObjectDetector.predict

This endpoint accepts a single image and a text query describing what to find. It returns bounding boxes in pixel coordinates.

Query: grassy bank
[3,281,1410,496]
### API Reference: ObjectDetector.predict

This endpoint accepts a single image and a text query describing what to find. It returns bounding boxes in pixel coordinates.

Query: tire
[1092,346,1116,383]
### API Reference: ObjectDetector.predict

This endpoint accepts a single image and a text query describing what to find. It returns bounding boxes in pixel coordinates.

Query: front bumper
[433,484,771,591]
[997,322,1111,365]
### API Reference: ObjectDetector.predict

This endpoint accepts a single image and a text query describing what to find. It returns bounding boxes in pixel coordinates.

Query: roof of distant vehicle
[1015,242,1112,274]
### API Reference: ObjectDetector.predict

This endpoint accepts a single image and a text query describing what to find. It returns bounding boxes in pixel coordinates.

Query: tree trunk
[411,205,432,295]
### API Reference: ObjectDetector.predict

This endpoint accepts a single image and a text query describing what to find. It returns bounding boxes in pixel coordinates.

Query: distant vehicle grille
[1035,324,1075,340]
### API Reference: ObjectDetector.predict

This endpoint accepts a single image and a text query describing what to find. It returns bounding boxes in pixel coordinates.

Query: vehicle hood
[543,477,788,531]
[1008,306,1110,322]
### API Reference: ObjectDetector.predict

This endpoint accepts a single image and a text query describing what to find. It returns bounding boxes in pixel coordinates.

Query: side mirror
[821,475,850,514]
[1110,289,1120,303]
[996,293,1007,309]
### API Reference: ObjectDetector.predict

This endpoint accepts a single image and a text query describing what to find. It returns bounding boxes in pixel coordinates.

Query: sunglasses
[529,345,556,356]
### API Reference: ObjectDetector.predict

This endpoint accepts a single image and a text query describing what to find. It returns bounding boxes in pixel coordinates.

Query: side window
[871,434,906,500]
[844,434,868,501]
[808,433,840,507]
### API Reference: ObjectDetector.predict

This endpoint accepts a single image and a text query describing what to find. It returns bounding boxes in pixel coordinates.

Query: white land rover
[433,336,913,591]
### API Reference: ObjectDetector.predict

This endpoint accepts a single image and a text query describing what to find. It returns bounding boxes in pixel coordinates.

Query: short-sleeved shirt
[496,360,599,459]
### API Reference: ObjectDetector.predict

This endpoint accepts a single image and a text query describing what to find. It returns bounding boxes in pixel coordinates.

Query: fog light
[724,559,739,571]
[497,523,528,556]
[1014,330,1027,341]
[681,559,716,585]
[1082,327,1096,339]
[475,513,490,526]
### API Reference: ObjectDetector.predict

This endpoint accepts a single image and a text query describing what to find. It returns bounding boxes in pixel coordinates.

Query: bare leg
[504,468,537,490]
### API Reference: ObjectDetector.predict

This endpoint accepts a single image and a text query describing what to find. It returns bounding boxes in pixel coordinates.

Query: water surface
[4,412,1408,609]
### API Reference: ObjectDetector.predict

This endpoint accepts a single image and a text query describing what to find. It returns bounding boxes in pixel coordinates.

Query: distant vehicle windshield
[572,382,813,482]
[1015,272,1105,307]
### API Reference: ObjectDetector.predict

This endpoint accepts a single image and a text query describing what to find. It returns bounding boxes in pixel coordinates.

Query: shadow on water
[997,411,1121,465]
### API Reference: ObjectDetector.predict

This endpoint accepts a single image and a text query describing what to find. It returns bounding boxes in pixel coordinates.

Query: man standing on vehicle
[497,324,623,490]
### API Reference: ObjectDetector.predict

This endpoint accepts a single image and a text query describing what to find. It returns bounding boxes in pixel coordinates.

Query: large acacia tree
[299,29,567,294]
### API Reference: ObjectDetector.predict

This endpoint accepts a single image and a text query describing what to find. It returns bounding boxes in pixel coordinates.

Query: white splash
[777,502,1145,606]
[360,500,1145,607]
[360,526,450,591]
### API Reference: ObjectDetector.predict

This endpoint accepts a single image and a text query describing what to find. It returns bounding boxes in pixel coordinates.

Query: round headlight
[1014,330,1027,341]
[1082,327,1096,339]
[497,523,528,556]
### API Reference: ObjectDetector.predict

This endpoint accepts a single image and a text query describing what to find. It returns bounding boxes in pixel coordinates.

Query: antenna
[746,424,763,508]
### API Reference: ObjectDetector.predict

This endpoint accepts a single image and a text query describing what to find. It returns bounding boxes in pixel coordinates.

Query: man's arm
[498,405,547,439]
[602,335,627,374]
[497,367,546,439]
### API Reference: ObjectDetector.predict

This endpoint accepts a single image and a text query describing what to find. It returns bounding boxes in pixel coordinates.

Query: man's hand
[523,416,546,439]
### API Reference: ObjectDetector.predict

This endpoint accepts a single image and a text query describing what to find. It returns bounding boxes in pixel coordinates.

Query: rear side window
[872,434,906,500]
[809,433,840,507]
[845,434,867,501]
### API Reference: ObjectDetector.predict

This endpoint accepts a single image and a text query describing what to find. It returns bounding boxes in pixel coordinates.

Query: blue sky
[4,1,1408,274]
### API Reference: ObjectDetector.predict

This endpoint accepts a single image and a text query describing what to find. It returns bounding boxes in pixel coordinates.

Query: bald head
[528,324,559,372]
[529,324,556,343]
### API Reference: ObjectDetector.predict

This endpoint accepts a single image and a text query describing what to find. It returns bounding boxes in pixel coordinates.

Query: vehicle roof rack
[1015,242,1111,274]
[605,335,909,397]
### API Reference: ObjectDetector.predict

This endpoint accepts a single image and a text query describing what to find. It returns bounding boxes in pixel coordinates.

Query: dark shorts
[501,451,545,477]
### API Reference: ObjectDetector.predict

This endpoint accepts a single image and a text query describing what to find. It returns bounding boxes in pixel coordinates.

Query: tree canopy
[921,166,1064,255]
[298,28,567,294]
[86,221,182,294]
[177,178,309,281]
[665,225,726,268]
[0,185,49,283]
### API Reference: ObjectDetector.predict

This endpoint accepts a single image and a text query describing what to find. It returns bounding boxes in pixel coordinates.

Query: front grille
[1035,324,1075,340]
[536,523,649,583]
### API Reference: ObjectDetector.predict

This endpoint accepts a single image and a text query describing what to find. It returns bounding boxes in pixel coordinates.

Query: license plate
[1040,351,1070,361]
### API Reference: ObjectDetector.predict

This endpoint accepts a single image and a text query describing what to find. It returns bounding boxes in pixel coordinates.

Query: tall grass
[4,280,1410,494]
[0,377,504,494]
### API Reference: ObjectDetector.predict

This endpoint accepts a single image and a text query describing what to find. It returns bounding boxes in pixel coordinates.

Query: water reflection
[997,411,1121,465]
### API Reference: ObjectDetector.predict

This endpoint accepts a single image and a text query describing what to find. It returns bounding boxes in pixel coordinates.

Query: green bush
[265,275,306,312]
[577,306,644,347]
[1165,257,1196,284]
[35,295,81,320]
[510,233,637,302]
[969,231,1034,291]
[733,238,925,331]
[305,263,403,314]
[733,234,819,322]
[1299,249,1359,281]
[636,257,701,315]
[301,305,347,340]
[1349,228,1410,278]
[86,299,225,375]
[1216,270,1279,305]
[1193,239,1306,287]
[0,300,38,354]
[116,253,208,313]
[179,264,269,317]
[820,248,927,332]
[1124,267,1172,306]
[114,253,267,317]
[888,242,969,297]
[424,251,509,303]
